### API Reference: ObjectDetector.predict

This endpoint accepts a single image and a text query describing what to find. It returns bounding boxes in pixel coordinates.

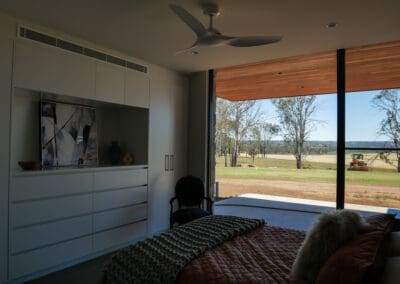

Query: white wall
[188,72,209,183]
[0,11,189,283]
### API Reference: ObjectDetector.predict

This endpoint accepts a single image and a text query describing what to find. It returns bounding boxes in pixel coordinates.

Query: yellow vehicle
[348,154,369,171]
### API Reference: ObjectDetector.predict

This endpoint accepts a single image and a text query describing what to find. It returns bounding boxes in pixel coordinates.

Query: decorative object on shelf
[40,101,98,168]
[121,152,134,165]
[109,141,122,165]
[18,161,41,171]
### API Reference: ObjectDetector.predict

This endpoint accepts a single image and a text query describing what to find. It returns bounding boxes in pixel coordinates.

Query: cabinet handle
[165,154,169,171]
[170,154,174,171]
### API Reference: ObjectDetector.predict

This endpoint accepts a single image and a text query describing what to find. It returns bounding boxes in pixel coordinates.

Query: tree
[371,89,400,172]
[260,123,280,157]
[228,100,261,167]
[215,98,232,167]
[247,126,261,164]
[215,98,262,167]
[272,96,318,169]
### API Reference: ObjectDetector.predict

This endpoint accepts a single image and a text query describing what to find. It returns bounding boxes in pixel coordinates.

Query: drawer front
[11,173,93,202]
[93,168,147,191]
[93,204,147,232]
[10,236,92,279]
[93,221,147,251]
[11,194,92,227]
[93,186,147,211]
[11,215,92,254]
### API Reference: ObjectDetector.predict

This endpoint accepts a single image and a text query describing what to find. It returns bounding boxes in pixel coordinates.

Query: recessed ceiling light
[326,22,338,28]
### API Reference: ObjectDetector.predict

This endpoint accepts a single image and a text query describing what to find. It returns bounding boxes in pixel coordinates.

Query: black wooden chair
[169,175,213,228]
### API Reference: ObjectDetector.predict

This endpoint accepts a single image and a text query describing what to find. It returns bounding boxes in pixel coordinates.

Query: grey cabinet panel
[93,168,147,191]
[93,186,147,211]
[11,173,93,202]
[93,221,147,251]
[11,215,92,254]
[11,194,92,227]
[14,40,96,100]
[125,69,150,108]
[10,236,92,279]
[93,204,147,232]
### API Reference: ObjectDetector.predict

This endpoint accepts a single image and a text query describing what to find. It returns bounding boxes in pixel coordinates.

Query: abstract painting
[40,101,98,168]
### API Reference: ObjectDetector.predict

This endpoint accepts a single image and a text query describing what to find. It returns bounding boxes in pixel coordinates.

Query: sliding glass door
[345,90,400,212]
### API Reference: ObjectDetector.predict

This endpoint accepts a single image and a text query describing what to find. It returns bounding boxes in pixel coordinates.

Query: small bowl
[18,161,41,171]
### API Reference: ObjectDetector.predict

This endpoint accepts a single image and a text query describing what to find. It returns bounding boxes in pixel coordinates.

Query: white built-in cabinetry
[9,166,148,279]
[0,37,13,284]
[148,67,188,233]
[13,39,150,107]
[6,30,187,283]
[13,40,96,100]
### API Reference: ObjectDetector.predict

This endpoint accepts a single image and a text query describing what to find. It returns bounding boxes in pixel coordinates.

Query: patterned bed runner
[104,215,265,284]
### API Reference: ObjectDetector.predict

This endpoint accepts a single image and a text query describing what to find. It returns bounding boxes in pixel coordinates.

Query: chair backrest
[175,175,205,208]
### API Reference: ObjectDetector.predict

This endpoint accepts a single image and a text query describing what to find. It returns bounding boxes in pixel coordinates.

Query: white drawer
[93,221,147,251]
[10,236,92,279]
[93,186,147,211]
[11,215,92,254]
[93,168,147,191]
[93,204,147,232]
[11,173,93,202]
[11,194,92,227]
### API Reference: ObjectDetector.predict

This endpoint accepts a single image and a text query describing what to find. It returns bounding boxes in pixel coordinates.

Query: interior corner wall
[0,12,15,284]
[188,71,209,185]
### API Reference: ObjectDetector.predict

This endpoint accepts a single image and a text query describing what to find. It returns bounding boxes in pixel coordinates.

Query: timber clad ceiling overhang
[216,40,400,101]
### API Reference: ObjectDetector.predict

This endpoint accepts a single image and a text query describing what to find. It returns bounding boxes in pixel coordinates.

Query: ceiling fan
[169,2,282,54]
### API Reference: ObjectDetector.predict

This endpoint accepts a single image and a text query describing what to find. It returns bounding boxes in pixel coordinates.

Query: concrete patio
[214,193,390,231]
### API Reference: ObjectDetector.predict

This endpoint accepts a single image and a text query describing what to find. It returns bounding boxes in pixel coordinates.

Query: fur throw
[290,209,370,283]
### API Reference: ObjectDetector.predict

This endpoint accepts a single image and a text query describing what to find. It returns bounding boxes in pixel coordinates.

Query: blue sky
[255,90,392,141]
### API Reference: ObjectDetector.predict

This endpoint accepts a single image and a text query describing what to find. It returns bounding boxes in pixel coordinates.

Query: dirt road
[217,178,400,208]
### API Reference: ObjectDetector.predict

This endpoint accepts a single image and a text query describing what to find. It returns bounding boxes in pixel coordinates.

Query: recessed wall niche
[11,88,148,172]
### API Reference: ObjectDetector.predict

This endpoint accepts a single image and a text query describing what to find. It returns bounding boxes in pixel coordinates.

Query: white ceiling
[1,0,400,73]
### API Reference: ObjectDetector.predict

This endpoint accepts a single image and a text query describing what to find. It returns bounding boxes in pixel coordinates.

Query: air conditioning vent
[18,26,148,74]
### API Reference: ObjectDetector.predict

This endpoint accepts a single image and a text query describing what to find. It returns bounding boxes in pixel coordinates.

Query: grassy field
[215,154,400,208]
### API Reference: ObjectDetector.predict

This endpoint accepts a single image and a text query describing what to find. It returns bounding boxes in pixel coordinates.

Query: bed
[101,213,398,284]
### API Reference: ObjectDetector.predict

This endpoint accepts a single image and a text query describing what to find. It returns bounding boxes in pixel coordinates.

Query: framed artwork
[40,101,98,168]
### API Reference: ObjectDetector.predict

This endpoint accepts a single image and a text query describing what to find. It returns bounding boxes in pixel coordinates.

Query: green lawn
[216,156,400,187]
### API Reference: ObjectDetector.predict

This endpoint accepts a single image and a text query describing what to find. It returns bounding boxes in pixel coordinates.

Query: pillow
[366,213,395,232]
[388,231,400,257]
[379,257,400,284]
[316,230,385,284]
[290,210,370,283]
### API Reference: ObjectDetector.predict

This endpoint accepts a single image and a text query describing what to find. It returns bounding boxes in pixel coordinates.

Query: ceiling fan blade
[169,4,207,38]
[228,36,282,47]
[174,44,198,55]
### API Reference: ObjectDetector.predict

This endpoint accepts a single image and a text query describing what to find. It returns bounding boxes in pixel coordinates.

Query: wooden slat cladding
[216,40,400,101]
[216,50,337,101]
[346,41,400,92]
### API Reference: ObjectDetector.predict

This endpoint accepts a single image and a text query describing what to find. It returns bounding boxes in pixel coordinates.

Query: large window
[215,94,337,203]
[345,90,400,210]
[214,41,400,213]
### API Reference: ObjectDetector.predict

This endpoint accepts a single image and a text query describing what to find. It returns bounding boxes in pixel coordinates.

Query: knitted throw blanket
[104,215,265,284]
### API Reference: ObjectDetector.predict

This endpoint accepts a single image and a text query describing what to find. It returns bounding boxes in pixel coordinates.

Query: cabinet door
[170,77,188,184]
[0,38,12,284]
[95,62,125,104]
[14,40,96,99]
[125,69,150,108]
[148,67,173,234]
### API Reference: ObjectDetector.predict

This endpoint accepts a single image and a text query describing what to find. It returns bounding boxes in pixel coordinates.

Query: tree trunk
[231,150,237,167]
[397,157,400,173]
[224,152,227,167]
[296,155,302,169]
